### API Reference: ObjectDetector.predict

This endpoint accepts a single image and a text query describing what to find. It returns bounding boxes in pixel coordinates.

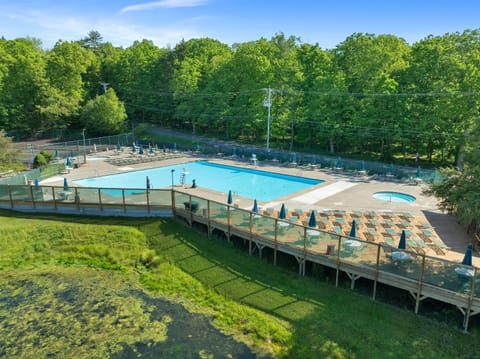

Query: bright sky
[0,0,478,49]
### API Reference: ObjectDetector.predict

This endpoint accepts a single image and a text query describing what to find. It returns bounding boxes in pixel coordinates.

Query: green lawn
[0,211,479,358]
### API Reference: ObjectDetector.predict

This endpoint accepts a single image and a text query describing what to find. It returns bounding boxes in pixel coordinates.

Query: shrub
[33,153,47,168]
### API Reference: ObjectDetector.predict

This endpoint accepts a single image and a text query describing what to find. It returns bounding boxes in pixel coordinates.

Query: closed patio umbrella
[70,150,75,157]
[398,230,406,250]
[66,157,72,167]
[139,147,144,155]
[462,244,473,266]
[227,190,233,205]
[63,178,69,192]
[55,149,59,158]
[349,220,357,238]
[252,199,258,213]
[308,210,317,228]
[117,143,121,152]
[388,163,394,174]
[416,166,422,178]
[335,158,342,168]
[392,230,410,261]
[279,203,287,219]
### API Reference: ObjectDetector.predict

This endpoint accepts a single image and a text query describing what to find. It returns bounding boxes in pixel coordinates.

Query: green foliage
[33,150,53,168]
[32,152,47,168]
[0,130,24,171]
[80,88,127,135]
[1,215,480,358]
[2,29,480,162]
[425,116,480,226]
[139,249,161,268]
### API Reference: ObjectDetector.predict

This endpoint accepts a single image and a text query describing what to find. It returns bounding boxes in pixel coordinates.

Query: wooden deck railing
[0,184,478,330]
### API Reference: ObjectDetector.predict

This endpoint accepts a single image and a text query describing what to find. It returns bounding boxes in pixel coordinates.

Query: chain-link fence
[137,138,439,183]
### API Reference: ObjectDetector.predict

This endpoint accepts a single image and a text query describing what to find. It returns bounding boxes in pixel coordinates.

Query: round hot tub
[373,191,416,203]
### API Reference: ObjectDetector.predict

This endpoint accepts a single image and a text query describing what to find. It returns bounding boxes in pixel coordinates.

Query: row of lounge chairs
[106,152,184,166]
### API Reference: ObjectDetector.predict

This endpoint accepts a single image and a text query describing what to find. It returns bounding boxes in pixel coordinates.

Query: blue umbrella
[34,179,39,187]
[349,220,357,238]
[360,160,366,171]
[416,166,422,178]
[132,144,136,153]
[462,244,473,266]
[149,146,155,154]
[63,178,69,191]
[308,210,317,228]
[116,143,121,152]
[252,199,258,213]
[279,203,287,219]
[70,150,75,157]
[227,190,233,205]
[398,230,406,250]
[139,147,144,155]
[232,147,237,156]
[55,149,59,158]
[66,157,72,167]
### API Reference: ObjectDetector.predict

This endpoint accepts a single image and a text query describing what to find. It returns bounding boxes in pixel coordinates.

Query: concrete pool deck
[43,150,478,266]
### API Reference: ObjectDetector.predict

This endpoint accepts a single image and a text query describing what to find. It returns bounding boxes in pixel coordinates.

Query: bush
[39,150,53,163]
[33,153,47,168]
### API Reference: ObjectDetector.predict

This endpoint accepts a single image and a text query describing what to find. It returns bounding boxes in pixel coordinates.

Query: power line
[122,86,480,98]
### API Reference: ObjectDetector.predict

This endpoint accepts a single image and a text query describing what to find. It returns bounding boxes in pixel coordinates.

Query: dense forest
[1,29,480,164]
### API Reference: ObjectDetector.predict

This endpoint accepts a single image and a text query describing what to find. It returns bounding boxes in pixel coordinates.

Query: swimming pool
[373,191,416,203]
[74,160,323,202]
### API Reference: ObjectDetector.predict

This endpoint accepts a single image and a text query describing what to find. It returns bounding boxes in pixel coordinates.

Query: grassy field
[0,211,479,358]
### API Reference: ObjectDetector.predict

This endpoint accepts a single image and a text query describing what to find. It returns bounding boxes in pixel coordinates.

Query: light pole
[263,87,272,152]
[171,169,175,187]
[82,129,87,164]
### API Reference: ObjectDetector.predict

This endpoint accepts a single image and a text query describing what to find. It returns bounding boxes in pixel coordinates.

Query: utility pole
[263,87,272,152]
[82,129,87,164]
[100,82,109,93]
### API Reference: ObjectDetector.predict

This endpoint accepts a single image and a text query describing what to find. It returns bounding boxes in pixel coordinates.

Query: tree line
[1,30,480,165]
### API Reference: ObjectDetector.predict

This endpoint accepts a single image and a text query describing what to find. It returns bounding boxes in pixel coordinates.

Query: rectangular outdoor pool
[73,160,323,201]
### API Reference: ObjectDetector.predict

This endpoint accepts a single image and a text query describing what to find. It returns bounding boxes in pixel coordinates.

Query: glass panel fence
[124,188,148,206]
[10,185,32,202]
[52,185,75,204]
[255,216,277,242]
[149,189,172,207]
[0,185,10,201]
[377,244,422,280]
[423,256,474,296]
[76,187,101,205]
[100,188,124,206]
[209,201,229,225]
[307,230,337,255]
[174,192,191,211]
[230,207,251,232]
[277,221,305,248]
[187,195,208,217]
[344,239,379,269]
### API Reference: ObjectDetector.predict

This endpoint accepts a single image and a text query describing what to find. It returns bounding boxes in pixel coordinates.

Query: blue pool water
[373,191,416,203]
[74,161,323,201]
